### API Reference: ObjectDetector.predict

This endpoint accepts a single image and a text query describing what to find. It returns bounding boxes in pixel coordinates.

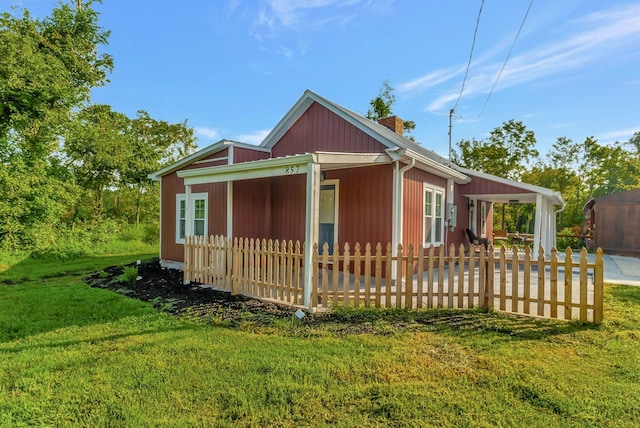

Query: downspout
[392,158,415,280]
[397,158,416,248]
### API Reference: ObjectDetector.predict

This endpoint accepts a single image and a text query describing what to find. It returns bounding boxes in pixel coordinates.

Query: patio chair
[465,228,491,253]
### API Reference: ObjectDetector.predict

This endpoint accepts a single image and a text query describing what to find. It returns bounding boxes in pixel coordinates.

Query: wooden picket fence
[184,235,306,305]
[183,235,604,323]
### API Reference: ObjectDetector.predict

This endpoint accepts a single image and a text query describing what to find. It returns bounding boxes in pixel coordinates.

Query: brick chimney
[378,116,404,135]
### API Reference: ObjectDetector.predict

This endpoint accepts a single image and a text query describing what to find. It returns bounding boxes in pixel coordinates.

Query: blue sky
[6,0,640,157]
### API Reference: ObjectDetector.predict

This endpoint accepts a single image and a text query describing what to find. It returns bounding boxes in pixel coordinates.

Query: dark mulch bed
[85,258,301,326]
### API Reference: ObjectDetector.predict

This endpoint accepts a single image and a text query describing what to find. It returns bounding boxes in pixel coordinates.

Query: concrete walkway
[555,252,640,286]
[603,255,640,286]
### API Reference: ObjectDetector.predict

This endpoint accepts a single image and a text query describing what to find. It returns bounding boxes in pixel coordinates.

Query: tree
[0,1,112,247]
[0,2,112,159]
[123,111,197,224]
[453,119,538,181]
[64,104,132,221]
[366,80,416,137]
[581,136,639,198]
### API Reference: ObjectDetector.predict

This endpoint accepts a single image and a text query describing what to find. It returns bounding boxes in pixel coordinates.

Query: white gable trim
[149,140,271,181]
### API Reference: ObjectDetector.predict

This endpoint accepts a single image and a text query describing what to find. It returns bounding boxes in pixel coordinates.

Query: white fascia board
[177,154,316,185]
[405,149,470,183]
[149,139,231,181]
[149,140,272,181]
[314,151,391,165]
[260,94,315,149]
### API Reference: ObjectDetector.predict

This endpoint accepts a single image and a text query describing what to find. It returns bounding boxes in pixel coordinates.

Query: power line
[452,0,485,112]
[469,0,534,137]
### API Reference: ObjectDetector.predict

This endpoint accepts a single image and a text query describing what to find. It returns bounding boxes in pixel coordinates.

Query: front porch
[184,235,604,323]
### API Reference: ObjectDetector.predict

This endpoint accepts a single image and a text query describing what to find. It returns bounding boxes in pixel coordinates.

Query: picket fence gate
[183,235,604,323]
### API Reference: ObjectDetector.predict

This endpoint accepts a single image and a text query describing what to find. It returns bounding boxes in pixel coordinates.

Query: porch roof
[176,151,393,185]
[457,166,565,207]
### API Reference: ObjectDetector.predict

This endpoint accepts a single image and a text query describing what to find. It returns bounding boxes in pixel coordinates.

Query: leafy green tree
[64,104,132,221]
[0,1,111,247]
[123,111,196,224]
[581,136,639,197]
[366,80,416,137]
[0,1,112,159]
[453,119,538,181]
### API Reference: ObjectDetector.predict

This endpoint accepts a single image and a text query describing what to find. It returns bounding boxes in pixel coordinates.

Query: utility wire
[453,0,485,112]
[468,0,534,138]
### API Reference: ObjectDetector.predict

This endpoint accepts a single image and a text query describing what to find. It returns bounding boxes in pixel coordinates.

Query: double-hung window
[424,185,444,246]
[176,193,208,244]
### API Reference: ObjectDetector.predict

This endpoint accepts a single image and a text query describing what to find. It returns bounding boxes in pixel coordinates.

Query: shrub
[556,226,583,250]
[117,266,139,285]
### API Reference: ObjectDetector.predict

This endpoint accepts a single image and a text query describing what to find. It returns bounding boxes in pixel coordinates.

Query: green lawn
[1,253,639,427]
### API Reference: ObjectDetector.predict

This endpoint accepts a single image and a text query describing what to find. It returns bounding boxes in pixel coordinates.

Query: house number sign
[284,165,301,174]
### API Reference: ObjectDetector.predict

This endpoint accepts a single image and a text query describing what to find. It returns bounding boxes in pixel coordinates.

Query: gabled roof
[149,139,270,181]
[260,90,468,182]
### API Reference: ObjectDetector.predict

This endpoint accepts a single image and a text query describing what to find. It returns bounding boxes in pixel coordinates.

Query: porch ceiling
[462,193,540,204]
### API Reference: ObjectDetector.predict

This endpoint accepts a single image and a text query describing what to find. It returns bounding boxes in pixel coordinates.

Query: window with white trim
[176,193,208,244]
[424,185,445,245]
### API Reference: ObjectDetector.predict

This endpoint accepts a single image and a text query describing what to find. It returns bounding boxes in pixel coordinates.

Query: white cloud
[244,0,393,55]
[598,127,639,143]
[235,129,271,145]
[194,127,220,140]
[401,3,640,113]
[397,68,461,95]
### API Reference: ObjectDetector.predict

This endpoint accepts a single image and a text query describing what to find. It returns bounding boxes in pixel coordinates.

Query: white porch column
[227,145,234,238]
[185,184,193,237]
[303,162,320,309]
[533,193,543,255]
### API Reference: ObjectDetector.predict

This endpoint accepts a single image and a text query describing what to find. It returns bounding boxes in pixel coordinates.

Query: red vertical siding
[271,102,388,157]
[160,172,227,263]
[233,178,271,239]
[593,189,640,256]
[183,148,228,170]
[161,172,182,262]
[233,146,270,163]
[270,175,307,242]
[402,168,448,250]
[325,164,393,248]
[452,186,471,248]
[459,174,527,195]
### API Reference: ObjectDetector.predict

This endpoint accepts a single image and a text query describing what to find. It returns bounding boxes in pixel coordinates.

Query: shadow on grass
[0,323,199,354]
[0,252,160,343]
[0,252,158,283]
[307,307,600,340]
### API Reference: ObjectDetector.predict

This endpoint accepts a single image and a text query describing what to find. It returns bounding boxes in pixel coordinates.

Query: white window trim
[423,184,445,246]
[176,192,208,244]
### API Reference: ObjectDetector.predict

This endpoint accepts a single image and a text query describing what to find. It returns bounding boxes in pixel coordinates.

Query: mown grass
[1,253,639,427]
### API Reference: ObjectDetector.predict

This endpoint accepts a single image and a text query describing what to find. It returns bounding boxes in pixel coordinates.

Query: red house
[150,90,564,305]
